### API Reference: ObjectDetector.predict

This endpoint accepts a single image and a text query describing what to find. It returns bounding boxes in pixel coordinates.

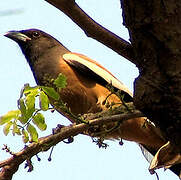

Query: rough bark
[120,0,181,150]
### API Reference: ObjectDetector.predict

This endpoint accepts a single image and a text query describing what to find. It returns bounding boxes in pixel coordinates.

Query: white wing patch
[63,53,133,97]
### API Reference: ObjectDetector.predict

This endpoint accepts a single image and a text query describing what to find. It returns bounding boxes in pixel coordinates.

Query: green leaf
[18,98,27,114]
[19,83,30,98]
[53,74,67,89]
[19,86,40,123]
[27,124,38,142]
[25,88,39,108]
[33,113,47,131]
[26,95,35,109]
[17,98,29,124]
[3,121,13,136]
[22,129,29,143]
[12,122,21,135]
[42,87,60,100]
[18,115,28,125]
[25,94,36,118]
[0,110,20,125]
[39,91,49,111]
[23,85,40,96]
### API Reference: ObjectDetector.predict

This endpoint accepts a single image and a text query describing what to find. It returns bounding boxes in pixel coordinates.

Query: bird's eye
[32,31,40,38]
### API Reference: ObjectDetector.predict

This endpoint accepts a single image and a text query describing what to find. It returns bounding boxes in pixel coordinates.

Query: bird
[4,29,180,176]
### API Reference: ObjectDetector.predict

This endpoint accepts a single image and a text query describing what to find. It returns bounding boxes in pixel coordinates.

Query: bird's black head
[4,29,65,68]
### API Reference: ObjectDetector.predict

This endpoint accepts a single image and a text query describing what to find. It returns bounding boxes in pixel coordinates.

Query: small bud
[119,139,123,146]
[48,157,52,162]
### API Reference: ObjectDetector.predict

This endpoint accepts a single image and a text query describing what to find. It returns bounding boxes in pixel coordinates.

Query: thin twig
[0,109,143,180]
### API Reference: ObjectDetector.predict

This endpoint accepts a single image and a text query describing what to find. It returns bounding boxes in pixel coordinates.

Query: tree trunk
[121,0,181,149]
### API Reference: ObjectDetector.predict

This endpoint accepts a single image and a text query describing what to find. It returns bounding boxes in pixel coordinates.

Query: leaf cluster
[0,74,67,143]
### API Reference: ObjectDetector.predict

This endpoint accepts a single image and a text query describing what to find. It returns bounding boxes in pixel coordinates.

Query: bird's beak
[4,31,31,42]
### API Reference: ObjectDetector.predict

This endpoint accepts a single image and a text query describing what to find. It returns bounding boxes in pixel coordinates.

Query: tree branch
[44,0,136,64]
[0,108,143,180]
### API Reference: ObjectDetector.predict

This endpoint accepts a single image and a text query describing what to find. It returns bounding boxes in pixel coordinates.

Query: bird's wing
[63,52,133,100]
